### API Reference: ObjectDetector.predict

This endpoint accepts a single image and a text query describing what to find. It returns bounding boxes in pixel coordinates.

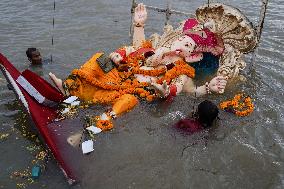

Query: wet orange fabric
[112,94,139,115]
[63,53,139,113]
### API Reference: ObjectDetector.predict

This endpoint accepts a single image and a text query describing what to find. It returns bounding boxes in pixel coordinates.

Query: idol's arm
[132,3,147,48]
[182,78,207,97]
[183,76,227,97]
[133,25,145,48]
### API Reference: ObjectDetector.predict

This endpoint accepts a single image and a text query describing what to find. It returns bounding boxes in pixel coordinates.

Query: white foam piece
[63,96,78,104]
[71,101,80,106]
[81,140,94,154]
[86,126,102,134]
[100,113,109,120]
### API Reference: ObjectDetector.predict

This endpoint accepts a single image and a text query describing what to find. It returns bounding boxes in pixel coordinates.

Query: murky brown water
[0,0,283,188]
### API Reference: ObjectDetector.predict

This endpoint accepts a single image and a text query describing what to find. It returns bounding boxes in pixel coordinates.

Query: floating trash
[67,132,82,147]
[81,140,94,154]
[0,133,9,141]
[63,96,78,104]
[71,101,80,106]
[86,126,102,134]
[100,113,109,120]
[31,165,41,179]
[36,151,48,161]
[26,145,40,152]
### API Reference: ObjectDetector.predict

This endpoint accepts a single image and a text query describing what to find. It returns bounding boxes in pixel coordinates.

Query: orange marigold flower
[219,93,254,117]
[96,120,113,131]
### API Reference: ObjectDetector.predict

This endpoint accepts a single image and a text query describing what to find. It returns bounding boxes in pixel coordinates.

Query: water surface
[0,0,283,188]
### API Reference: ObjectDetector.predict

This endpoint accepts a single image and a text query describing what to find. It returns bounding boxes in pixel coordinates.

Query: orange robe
[63,53,138,115]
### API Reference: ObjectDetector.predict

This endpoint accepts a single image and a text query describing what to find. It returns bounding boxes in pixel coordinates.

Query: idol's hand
[209,76,227,94]
[151,80,169,98]
[109,52,123,65]
[134,3,147,26]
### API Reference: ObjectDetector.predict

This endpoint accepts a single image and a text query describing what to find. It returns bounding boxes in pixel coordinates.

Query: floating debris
[16,183,26,189]
[63,96,78,104]
[81,140,94,154]
[10,148,48,188]
[67,132,83,147]
[57,103,80,120]
[0,133,9,141]
[11,169,30,179]
[36,151,48,161]
[86,126,102,134]
[26,145,41,152]
[71,100,80,106]
[31,165,41,179]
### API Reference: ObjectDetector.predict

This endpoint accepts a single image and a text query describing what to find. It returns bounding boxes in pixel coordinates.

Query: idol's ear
[184,53,204,63]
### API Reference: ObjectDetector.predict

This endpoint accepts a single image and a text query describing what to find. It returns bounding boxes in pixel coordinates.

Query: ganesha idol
[109,3,257,97]
[49,3,257,131]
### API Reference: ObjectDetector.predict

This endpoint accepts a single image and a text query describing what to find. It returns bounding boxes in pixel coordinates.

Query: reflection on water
[0,0,283,188]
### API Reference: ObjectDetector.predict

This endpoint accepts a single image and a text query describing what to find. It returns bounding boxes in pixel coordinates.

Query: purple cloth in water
[174,118,203,134]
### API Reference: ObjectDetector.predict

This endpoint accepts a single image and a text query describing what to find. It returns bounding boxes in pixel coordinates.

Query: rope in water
[250,0,269,72]
[129,0,195,36]
[256,0,269,44]
[51,0,55,63]
[130,0,268,39]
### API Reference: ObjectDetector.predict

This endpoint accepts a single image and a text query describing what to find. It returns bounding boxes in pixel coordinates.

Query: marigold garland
[131,67,167,76]
[141,40,153,48]
[70,47,195,104]
[157,60,195,84]
[125,54,145,68]
[96,119,114,131]
[219,93,254,116]
[72,69,149,90]
[72,69,156,103]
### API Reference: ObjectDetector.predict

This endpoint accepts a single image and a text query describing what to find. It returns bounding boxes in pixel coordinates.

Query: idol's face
[170,35,196,60]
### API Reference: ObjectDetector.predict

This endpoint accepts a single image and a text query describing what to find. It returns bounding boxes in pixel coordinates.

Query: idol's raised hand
[134,3,147,26]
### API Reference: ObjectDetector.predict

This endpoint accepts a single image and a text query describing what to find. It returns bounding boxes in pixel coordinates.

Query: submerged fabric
[64,53,123,104]
[174,118,203,134]
[64,53,139,115]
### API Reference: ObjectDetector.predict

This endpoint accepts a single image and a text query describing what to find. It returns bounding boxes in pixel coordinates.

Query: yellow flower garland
[219,94,254,116]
